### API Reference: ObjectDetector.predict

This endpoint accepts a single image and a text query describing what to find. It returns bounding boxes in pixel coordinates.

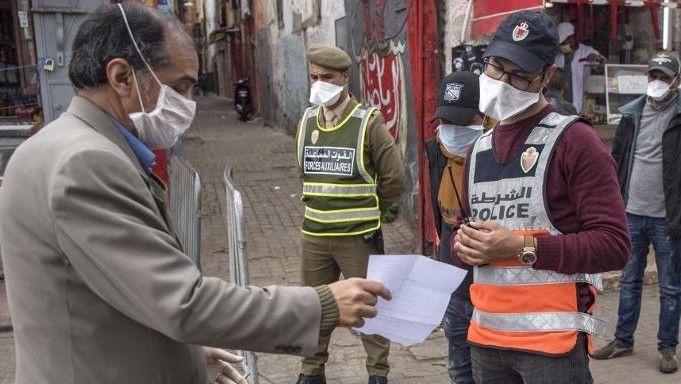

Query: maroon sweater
[453,106,630,306]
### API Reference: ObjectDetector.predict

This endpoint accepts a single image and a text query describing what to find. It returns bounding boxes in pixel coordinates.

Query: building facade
[175,0,681,252]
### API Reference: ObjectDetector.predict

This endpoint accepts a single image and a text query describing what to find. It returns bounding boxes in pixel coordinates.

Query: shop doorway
[31,0,104,124]
[0,0,40,129]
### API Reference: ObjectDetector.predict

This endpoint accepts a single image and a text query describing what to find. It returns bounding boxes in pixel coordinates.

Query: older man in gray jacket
[0,4,389,384]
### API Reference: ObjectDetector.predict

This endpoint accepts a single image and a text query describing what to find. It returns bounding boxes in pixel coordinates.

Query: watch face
[520,251,537,265]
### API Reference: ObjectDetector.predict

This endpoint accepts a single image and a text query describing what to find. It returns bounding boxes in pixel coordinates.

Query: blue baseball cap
[483,10,559,72]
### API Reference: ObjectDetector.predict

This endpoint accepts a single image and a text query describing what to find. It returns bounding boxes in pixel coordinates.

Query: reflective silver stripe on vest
[308,107,319,118]
[305,206,380,222]
[474,266,603,291]
[303,184,377,195]
[472,309,607,336]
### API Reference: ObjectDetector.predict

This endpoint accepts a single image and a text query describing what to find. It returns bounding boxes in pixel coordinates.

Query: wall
[442,0,472,74]
[344,0,421,228]
[273,34,308,130]
[251,0,344,132]
[307,1,345,44]
[204,0,217,68]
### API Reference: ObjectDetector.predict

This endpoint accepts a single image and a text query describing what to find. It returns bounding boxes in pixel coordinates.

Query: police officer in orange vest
[294,44,405,384]
[452,10,630,383]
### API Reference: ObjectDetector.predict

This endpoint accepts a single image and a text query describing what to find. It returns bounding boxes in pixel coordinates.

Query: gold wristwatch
[518,235,537,266]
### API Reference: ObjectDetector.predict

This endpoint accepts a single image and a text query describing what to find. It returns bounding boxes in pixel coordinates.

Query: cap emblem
[652,56,673,66]
[444,83,463,102]
[512,21,530,42]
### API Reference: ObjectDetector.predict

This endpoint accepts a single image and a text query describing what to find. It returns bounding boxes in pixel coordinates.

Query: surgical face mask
[559,43,573,54]
[129,72,197,149]
[646,79,674,101]
[437,123,483,156]
[478,73,541,121]
[309,80,344,106]
[118,3,196,150]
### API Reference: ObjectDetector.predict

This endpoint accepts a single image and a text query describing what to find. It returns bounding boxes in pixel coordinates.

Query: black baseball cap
[483,10,559,72]
[433,71,480,125]
[647,51,681,77]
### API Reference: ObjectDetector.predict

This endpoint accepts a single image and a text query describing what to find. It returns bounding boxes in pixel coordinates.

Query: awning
[545,0,676,41]
[471,0,544,37]
[472,1,676,41]
[546,0,678,6]
[208,26,240,44]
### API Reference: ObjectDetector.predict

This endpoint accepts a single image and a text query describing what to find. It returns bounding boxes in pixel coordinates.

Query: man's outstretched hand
[329,277,391,328]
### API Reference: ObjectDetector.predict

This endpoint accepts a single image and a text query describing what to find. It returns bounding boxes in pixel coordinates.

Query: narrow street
[0,96,677,383]
[183,97,680,384]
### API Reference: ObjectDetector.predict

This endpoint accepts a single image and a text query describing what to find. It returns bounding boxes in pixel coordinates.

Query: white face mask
[118,3,196,150]
[646,79,674,101]
[478,73,541,122]
[309,80,344,106]
[129,72,197,150]
[437,123,483,156]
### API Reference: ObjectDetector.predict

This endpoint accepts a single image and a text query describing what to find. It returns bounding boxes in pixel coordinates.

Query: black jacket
[425,137,472,299]
[611,94,681,236]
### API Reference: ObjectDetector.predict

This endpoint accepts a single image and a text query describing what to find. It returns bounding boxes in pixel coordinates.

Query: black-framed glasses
[483,58,544,91]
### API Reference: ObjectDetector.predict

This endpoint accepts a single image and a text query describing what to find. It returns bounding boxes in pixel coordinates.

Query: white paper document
[356,254,467,345]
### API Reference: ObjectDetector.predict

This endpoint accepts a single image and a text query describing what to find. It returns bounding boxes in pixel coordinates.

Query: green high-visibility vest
[295,104,380,236]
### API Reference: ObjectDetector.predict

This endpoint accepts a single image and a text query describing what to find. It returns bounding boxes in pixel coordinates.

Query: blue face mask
[437,123,483,156]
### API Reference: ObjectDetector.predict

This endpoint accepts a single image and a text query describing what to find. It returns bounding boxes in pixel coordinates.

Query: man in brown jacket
[0,5,389,384]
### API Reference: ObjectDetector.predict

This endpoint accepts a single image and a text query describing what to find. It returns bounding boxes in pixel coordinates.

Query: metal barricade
[222,165,263,384]
[169,154,202,268]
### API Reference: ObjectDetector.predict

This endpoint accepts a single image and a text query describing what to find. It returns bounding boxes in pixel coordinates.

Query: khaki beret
[307,44,352,70]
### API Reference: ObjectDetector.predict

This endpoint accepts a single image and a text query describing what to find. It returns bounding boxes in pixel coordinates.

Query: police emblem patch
[311,129,319,145]
[521,146,539,173]
[512,21,530,42]
[444,83,463,102]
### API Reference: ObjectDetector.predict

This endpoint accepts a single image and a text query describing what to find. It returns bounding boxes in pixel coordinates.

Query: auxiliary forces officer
[294,44,405,384]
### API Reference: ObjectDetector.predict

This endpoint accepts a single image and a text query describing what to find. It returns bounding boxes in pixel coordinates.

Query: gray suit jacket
[0,96,321,384]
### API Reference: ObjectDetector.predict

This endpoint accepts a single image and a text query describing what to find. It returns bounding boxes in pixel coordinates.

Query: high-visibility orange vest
[465,113,604,355]
[467,231,603,355]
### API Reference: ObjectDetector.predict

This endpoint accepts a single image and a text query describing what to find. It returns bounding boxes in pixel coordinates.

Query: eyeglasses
[483,59,544,91]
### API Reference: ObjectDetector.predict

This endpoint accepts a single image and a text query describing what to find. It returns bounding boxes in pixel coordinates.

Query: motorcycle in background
[234,78,252,121]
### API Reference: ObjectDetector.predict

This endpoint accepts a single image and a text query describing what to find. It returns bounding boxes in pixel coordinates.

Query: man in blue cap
[451,10,630,383]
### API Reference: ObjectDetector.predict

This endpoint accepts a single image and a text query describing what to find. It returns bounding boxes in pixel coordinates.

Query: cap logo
[444,83,463,102]
[652,56,673,65]
[512,21,530,42]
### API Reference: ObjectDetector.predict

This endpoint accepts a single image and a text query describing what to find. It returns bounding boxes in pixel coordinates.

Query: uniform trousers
[300,233,390,377]
[471,334,593,384]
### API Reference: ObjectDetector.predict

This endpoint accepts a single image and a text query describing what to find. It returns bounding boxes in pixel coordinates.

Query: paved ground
[0,96,678,383]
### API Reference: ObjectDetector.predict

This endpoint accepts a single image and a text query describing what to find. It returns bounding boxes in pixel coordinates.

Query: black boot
[295,373,326,384]
[368,375,388,384]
